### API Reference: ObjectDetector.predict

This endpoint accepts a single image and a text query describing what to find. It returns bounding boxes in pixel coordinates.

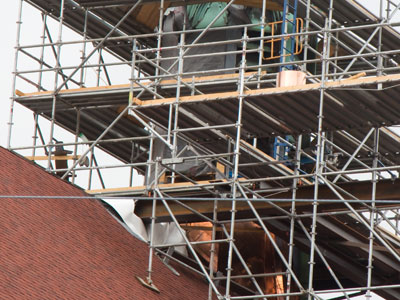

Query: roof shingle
[0,147,209,299]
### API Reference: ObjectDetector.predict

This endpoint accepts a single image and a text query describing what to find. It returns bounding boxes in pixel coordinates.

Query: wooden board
[16,71,264,98]
[133,73,400,107]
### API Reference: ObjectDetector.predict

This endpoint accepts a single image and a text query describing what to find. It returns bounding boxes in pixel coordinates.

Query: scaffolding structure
[8,0,400,299]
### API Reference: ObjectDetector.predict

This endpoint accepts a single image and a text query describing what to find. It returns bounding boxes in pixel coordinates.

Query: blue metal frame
[279,0,298,71]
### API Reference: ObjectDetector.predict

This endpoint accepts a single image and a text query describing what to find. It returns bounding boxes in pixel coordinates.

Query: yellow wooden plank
[86,179,232,194]
[134,89,240,107]
[216,162,225,174]
[135,3,172,30]
[160,71,266,85]
[17,71,264,98]
[345,72,366,81]
[19,83,132,97]
[134,73,400,107]
[86,185,147,194]
[15,89,25,96]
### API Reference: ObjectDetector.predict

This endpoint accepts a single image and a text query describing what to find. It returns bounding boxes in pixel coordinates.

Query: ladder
[279,0,299,70]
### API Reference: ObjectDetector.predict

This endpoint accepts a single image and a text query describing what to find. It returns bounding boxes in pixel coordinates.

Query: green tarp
[187,2,229,29]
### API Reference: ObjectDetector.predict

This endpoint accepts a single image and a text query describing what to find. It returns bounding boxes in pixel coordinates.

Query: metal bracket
[136,276,160,294]
[161,157,184,165]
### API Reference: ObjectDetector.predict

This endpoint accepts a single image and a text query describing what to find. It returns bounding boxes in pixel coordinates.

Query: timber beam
[135,178,400,223]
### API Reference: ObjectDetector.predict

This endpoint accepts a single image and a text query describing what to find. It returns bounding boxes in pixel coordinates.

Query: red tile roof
[0,147,209,299]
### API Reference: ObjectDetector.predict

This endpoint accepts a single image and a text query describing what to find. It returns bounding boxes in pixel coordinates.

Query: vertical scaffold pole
[225,27,247,298]
[71,109,81,184]
[47,0,65,171]
[146,123,155,192]
[79,9,88,88]
[96,47,102,86]
[377,0,384,89]
[301,0,311,72]
[31,12,48,158]
[87,148,94,190]
[7,0,24,149]
[129,38,137,106]
[154,0,164,97]
[208,199,218,300]
[31,114,39,158]
[257,0,267,89]
[286,134,302,300]
[147,155,159,285]
[307,15,330,300]
[170,30,185,184]
[366,128,379,300]
[37,13,47,91]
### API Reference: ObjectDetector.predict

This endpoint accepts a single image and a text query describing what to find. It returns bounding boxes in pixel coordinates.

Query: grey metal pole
[307,16,331,300]
[338,0,400,79]
[31,113,39,158]
[170,30,185,184]
[87,148,94,190]
[366,128,379,300]
[220,225,267,299]
[145,123,155,191]
[377,0,384,88]
[208,199,218,300]
[225,27,247,297]
[71,109,81,184]
[146,158,159,285]
[332,128,375,183]
[47,0,66,171]
[322,178,400,263]
[301,0,311,72]
[54,0,143,93]
[61,105,131,180]
[155,189,223,299]
[285,134,302,300]
[7,0,24,149]
[257,0,267,88]
[96,47,102,86]
[153,0,164,97]
[236,183,305,294]
[79,9,88,87]
[129,38,137,105]
[37,12,47,91]
[297,220,351,300]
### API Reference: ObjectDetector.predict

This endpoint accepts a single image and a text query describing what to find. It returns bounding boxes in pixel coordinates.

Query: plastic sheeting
[103,199,148,241]
[161,6,242,75]
[147,223,188,256]
[161,6,302,72]
[103,199,188,256]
